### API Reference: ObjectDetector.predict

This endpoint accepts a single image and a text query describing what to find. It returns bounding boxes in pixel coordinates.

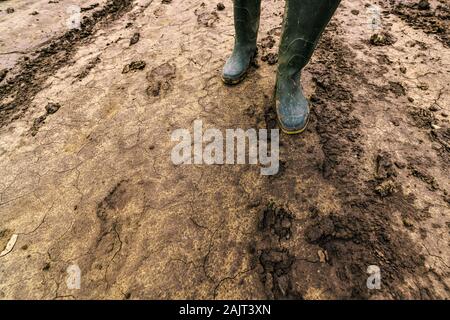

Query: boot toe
[276,98,310,134]
[222,61,246,83]
[222,48,255,84]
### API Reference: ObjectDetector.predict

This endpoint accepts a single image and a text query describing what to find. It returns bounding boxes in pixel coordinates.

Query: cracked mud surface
[0,0,449,299]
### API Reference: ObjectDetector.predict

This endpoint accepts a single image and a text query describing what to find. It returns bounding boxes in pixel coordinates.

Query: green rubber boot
[276,0,341,134]
[222,0,261,85]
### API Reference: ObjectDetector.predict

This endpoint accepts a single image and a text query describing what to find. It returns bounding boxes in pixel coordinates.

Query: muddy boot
[222,0,261,85]
[276,0,341,134]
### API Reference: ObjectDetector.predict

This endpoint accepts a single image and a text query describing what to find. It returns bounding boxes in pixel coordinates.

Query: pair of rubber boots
[223,0,341,134]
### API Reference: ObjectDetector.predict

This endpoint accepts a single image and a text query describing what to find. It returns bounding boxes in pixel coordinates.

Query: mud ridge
[306,25,432,299]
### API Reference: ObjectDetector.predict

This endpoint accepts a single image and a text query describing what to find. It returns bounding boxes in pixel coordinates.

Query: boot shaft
[278,0,341,78]
[233,0,261,48]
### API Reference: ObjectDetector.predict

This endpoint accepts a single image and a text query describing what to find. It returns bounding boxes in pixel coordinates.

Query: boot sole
[277,114,310,135]
[221,73,247,85]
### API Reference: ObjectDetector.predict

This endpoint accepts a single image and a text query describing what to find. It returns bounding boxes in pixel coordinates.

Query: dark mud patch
[258,202,293,241]
[389,0,450,47]
[0,0,134,128]
[29,102,61,136]
[259,34,279,65]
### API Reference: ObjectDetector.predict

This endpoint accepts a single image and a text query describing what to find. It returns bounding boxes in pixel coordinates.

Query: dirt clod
[122,60,146,73]
[129,32,140,46]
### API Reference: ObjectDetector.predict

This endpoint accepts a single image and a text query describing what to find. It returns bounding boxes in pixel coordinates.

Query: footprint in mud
[146,62,176,98]
[254,202,299,299]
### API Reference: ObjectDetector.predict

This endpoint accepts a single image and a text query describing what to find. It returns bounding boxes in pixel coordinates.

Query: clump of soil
[375,180,397,197]
[129,32,140,46]
[253,203,300,299]
[122,60,146,73]
[409,107,436,128]
[409,166,439,190]
[374,151,399,197]
[261,53,278,65]
[369,32,397,46]
[260,35,276,49]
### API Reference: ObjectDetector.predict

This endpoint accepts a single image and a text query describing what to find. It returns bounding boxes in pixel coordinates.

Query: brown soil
[0,0,448,299]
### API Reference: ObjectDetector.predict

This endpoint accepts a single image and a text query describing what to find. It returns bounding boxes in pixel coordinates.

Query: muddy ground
[0,0,449,299]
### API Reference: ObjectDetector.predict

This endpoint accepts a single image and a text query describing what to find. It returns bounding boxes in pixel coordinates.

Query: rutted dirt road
[0,0,449,299]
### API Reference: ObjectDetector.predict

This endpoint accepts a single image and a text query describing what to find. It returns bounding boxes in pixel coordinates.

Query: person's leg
[222,0,261,85]
[276,0,341,134]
